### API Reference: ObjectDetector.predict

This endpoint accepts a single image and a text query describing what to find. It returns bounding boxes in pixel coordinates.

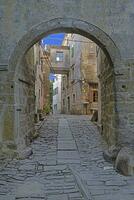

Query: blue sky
[41,33,65,81]
[41,33,65,46]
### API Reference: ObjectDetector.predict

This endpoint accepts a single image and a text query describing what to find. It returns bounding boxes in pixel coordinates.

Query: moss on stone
[3,110,14,141]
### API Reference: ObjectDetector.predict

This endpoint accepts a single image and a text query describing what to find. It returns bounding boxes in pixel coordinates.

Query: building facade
[49,46,70,75]
[1,1,134,175]
[34,43,50,121]
[49,45,70,114]
[61,34,98,115]
[52,74,62,114]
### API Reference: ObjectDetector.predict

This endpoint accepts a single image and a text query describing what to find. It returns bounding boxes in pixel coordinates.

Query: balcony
[49,45,70,75]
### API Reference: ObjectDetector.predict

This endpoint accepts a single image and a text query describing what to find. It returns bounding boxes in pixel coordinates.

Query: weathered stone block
[17,147,33,159]
[115,147,134,176]
[103,145,120,163]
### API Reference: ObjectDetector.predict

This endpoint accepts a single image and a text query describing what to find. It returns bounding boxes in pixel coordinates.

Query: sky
[41,33,65,81]
[41,33,65,46]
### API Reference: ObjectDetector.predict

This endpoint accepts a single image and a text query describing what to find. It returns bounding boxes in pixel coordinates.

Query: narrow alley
[0,115,134,200]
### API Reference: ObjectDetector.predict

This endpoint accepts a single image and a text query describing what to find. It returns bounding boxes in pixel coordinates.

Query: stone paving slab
[0,115,134,200]
[66,115,134,200]
[47,194,68,200]
[58,159,81,164]
[58,140,77,150]
[15,180,45,199]
[58,132,74,140]
[0,195,15,200]
[58,151,80,159]
[0,115,84,200]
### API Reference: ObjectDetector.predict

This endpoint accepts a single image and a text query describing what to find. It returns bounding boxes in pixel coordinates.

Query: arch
[9,17,121,72]
[7,17,121,151]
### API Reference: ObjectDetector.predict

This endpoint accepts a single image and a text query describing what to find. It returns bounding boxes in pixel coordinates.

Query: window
[93,90,98,102]
[63,99,65,106]
[55,87,58,95]
[54,104,57,110]
[71,66,74,80]
[67,96,70,111]
[53,87,58,96]
[73,94,75,103]
[71,45,74,57]
[56,51,64,62]
[67,74,69,88]
[62,76,65,90]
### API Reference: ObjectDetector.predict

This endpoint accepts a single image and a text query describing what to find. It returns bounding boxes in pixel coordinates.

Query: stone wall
[0,70,15,153]
[115,59,134,148]
[97,48,117,146]
[0,0,134,170]
[50,46,70,69]
[14,47,35,152]
[61,34,98,115]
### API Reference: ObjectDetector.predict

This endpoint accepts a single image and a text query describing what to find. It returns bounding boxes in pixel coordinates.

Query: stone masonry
[61,34,98,115]
[0,1,134,174]
[0,115,134,199]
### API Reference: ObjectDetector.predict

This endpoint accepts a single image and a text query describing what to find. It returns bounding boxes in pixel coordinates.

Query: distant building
[48,34,98,115]
[52,74,62,114]
[96,46,104,126]
[49,45,70,75]
[48,45,70,114]
[61,34,98,115]
[34,43,50,121]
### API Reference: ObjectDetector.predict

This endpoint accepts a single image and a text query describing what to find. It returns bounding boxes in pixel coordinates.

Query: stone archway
[9,18,121,71]
[3,18,121,157]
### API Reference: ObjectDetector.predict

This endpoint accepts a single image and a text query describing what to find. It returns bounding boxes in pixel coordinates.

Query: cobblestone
[0,115,134,199]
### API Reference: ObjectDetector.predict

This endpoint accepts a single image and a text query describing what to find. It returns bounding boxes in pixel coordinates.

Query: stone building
[61,34,98,115]
[48,45,70,114]
[34,43,50,121]
[0,1,134,175]
[14,42,51,145]
[34,43,44,121]
[52,74,62,114]
[49,46,70,75]
[96,46,115,143]
[42,48,51,114]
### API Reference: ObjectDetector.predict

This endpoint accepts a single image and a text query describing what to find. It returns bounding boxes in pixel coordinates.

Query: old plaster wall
[97,48,117,146]
[0,0,134,155]
[14,47,35,151]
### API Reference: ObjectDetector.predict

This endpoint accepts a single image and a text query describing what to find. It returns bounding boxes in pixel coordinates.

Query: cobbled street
[0,115,134,200]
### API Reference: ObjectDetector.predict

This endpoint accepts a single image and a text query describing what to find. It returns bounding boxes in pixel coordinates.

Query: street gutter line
[69,166,94,200]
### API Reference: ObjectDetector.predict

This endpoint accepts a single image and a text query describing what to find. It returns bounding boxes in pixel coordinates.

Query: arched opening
[7,18,121,153]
